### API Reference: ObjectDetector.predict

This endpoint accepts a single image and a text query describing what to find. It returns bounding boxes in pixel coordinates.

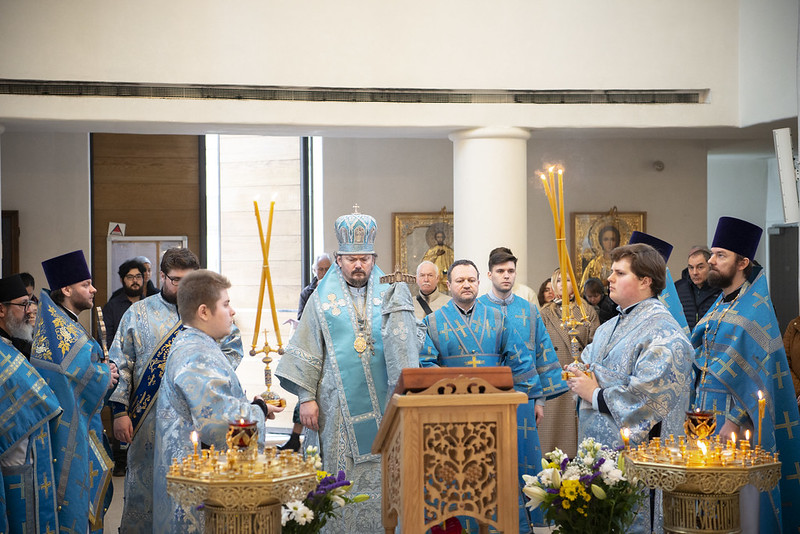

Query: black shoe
[278,435,301,452]
[113,462,126,477]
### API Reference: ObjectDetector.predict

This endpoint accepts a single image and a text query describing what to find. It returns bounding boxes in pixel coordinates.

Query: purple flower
[312,470,352,497]
[560,457,569,470]
[593,457,606,470]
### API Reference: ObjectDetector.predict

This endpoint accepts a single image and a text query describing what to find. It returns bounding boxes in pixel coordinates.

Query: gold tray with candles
[166,445,316,510]
[620,410,782,533]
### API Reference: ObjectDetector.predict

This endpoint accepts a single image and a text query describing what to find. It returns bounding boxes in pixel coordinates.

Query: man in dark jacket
[675,246,721,331]
[296,253,332,319]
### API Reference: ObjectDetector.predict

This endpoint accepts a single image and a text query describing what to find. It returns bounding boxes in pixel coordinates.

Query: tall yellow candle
[757,390,765,447]
[252,201,269,351]
[264,197,283,348]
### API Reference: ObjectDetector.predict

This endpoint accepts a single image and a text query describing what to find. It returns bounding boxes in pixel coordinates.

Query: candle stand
[166,445,316,534]
[623,412,781,533]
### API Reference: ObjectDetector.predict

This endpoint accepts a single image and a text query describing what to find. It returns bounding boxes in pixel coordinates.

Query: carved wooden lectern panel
[423,421,498,525]
[373,369,526,534]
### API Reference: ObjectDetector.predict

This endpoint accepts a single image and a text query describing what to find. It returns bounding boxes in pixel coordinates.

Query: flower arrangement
[281,447,369,533]
[522,438,645,534]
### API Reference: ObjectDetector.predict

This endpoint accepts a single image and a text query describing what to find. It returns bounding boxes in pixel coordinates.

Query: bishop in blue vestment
[276,209,420,533]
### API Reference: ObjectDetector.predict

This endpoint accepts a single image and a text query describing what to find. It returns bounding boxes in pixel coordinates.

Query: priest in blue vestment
[566,243,694,534]
[32,250,118,533]
[421,258,562,534]
[692,216,800,534]
[477,247,568,533]
[152,270,281,533]
[276,208,420,533]
[628,231,691,336]
[0,274,62,534]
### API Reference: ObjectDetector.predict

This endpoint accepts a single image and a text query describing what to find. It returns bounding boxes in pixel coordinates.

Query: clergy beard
[707,266,735,289]
[6,311,33,342]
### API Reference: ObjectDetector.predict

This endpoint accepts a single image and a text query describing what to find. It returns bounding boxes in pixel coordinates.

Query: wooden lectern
[372,367,527,534]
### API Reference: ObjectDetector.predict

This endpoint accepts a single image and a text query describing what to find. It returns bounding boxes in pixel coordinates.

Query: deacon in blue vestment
[32,250,118,533]
[692,217,800,534]
[421,259,562,534]
[152,270,279,533]
[628,231,691,336]
[0,274,62,534]
[108,248,241,533]
[567,244,694,534]
[276,208,420,533]
[477,248,568,533]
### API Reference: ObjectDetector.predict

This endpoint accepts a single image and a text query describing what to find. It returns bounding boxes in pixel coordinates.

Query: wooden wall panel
[91,134,201,306]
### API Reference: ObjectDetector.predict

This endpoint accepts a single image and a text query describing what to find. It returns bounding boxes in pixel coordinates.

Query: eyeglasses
[124,274,144,281]
[164,273,183,286]
[3,300,32,310]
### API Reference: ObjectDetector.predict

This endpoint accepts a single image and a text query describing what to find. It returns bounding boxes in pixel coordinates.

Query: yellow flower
[561,499,571,509]
[559,480,579,501]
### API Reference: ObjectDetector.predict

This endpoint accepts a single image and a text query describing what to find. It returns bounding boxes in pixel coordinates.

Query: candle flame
[731,431,736,443]
[540,173,546,181]
[746,429,751,440]
[271,192,278,202]
[548,165,555,172]
[558,168,563,176]
[698,441,708,455]
[758,390,763,400]
[239,418,245,425]
[190,430,198,444]
[621,428,630,439]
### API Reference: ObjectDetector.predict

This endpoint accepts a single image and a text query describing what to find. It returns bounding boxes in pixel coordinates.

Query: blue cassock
[0,341,61,534]
[661,267,690,336]
[422,298,567,533]
[30,290,113,534]
[692,267,800,534]
[479,293,568,531]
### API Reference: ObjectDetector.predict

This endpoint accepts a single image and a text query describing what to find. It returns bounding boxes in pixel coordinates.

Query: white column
[449,127,530,292]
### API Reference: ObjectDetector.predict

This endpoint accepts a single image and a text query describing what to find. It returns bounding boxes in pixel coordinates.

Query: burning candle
[729,432,736,450]
[191,430,199,458]
[757,390,765,448]
[741,429,751,453]
[698,441,708,466]
[621,427,631,449]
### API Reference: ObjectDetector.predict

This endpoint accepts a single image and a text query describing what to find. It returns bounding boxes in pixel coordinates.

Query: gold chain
[697,282,747,403]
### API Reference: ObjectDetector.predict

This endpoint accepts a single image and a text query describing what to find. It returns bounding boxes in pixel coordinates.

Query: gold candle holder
[684,409,716,444]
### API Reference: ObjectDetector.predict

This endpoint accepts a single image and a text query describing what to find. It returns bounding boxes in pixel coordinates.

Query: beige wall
[322,137,454,267]
[322,136,708,291]
[217,135,301,429]
[1,132,91,286]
